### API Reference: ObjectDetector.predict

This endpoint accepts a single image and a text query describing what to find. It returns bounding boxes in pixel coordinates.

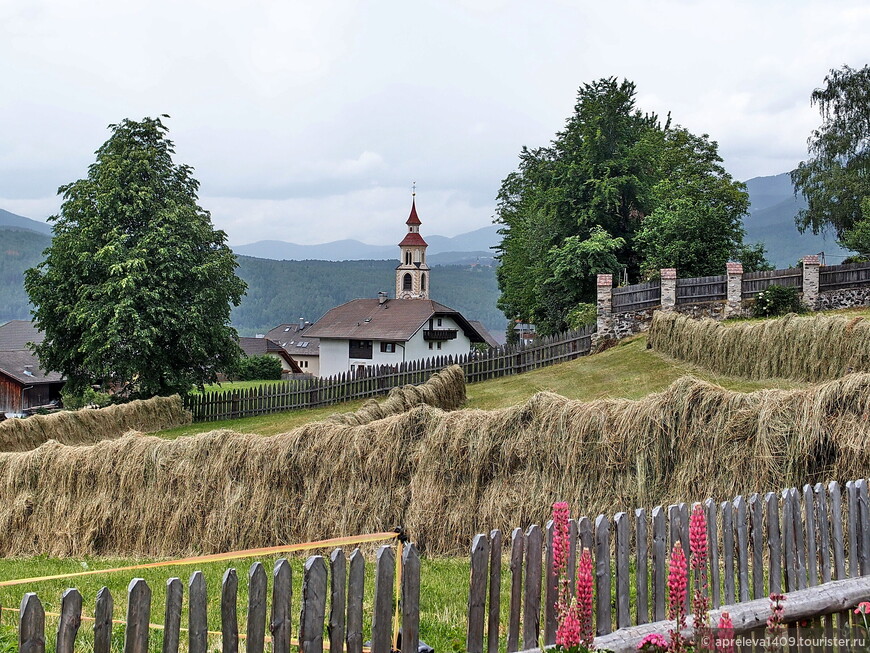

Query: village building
[265,321,320,376]
[0,320,64,416]
[238,337,304,375]
[303,196,491,377]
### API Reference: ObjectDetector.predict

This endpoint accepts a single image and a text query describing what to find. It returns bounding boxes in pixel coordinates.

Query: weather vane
[412,181,416,197]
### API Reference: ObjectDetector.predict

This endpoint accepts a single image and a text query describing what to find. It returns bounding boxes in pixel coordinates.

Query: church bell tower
[395,190,430,300]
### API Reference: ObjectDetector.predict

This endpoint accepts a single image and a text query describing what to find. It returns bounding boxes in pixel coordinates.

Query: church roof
[399,231,428,247]
[406,198,421,225]
[303,298,487,343]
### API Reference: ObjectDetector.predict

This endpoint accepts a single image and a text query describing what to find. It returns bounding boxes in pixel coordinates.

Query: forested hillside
[0,228,51,321]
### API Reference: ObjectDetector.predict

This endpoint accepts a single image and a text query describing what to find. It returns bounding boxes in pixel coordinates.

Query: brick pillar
[660,268,677,311]
[596,274,613,336]
[802,254,821,310]
[725,262,744,318]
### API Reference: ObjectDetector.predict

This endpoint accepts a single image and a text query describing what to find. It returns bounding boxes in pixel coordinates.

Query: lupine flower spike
[667,542,688,652]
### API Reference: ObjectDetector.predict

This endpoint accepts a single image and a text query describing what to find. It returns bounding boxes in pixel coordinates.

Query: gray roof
[266,323,321,357]
[303,298,487,343]
[0,320,44,350]
[468,321,499,348]
[238,337,303,373]
[0,350,64,385]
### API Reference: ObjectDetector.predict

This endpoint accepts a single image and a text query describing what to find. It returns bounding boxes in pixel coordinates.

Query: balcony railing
[423,329,458,341]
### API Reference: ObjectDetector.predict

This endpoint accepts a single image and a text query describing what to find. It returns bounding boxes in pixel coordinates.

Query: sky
[1,1,868,247]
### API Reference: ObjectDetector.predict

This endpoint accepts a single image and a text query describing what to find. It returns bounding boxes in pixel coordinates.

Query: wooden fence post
[93,588,113,653]
[467,534,490,653]
[749,494,764,599]
[371,546,395,653]
[346,550,365,653]
[125,578,151,653]
[330,549,347,653]
[163,578,183,653]
[248,562,268,653]
[705,500,720,609]
[300,556,328,653]
[488,529,502,653]
[507,528,524,653]
[544,521,558,645]
[614,512,630,629]
[188,571,207,653]
[766,492,783,594]
[56,588,82,653]
[635,509,648,625]
[652,506,666,621]
[523,525,543,649]
[19,593,45,653]
[271,559,292,653]
[402,544,421,653]
[595,515,611,636]
[220,570,238,653]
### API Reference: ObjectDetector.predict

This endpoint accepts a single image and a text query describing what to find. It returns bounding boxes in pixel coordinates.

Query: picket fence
[184,327,594,422]
[12,544,419,653]
[465,479,870,653]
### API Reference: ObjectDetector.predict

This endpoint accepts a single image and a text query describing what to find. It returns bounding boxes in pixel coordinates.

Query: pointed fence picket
[6,544,420,653]
[465,478,870,652]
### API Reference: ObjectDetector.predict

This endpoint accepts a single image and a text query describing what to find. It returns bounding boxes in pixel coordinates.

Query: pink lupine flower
[551,502,570,573]
[689,503,708,570]
[667,542,688,652]
[765,593,786,653]
[556,602,581,648]
[636,632,668,651]
[856,601,870,615]
[689,504,711,648]
[577,547,594,646]
[716,612,734,653]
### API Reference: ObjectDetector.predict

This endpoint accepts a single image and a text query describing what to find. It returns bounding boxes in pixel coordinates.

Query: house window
[437,318,443,326]
[421,273,426,291]
[349,340,373,359]
[437,342,442,350]
[380,342,397,353]
[428,342,433,350]
[403,273,412,291]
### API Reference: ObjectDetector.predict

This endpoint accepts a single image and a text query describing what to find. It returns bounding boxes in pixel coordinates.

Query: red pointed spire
[406,198,421,225]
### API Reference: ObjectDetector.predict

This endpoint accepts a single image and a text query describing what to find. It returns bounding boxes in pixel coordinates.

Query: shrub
[60,386,112,410]
[232,355,283,381]
[752,285,803,317]
[566,303,597,329]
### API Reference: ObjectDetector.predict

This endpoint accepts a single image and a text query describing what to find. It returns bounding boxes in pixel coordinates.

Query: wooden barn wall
[0,375,22,413]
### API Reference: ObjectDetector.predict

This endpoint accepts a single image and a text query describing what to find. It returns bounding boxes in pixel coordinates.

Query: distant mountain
[0,227,51,322]
[0,209,52,236]
[743,173,848,268]
[233,224,501,262]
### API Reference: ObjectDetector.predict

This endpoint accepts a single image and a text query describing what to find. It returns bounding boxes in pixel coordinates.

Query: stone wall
[818,287,870,311]
[611,307,659,339]
[674,300,730,320]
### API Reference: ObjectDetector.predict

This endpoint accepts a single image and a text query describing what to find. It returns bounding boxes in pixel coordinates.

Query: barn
[0,349,65,416]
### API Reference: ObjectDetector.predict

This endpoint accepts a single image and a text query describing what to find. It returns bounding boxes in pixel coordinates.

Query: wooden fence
[675,275,726,304]
[465,478,870,653]
[612,280,661,312]
[11,543,419,653]
[185,327,594,422]
[742,267,804,298]
[819,261,870,291]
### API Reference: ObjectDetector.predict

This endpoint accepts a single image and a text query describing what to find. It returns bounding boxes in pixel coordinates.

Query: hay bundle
[0,369,869,557]
[0,395,191,452]
[648,311,870,381]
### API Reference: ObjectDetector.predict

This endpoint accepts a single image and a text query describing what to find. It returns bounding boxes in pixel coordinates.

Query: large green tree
[25,116,246,398]
[791,64,870,255]
[495,78,761,334]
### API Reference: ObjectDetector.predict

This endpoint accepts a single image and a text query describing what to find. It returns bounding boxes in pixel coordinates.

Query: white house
[303,196,490,377]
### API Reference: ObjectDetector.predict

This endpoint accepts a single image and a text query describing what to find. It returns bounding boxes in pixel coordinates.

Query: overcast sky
[2,1,868,247]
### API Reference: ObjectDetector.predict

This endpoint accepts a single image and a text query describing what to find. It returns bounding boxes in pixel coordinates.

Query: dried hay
[0,395,191,452]
[648,311,870,381]
[0,367,868,557]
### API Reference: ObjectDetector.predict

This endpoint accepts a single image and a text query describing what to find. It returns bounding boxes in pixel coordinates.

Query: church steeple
[396,191,430,299]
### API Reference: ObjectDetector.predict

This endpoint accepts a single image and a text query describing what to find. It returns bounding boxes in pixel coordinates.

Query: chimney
[298,317,304,331]
[378,291,388,305]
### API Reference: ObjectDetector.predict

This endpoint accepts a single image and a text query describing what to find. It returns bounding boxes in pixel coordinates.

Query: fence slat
[188,571,207,653]
[329,549,347,653]
[467,534,490,653]
[722,501,735,604]
[523,525,543,649]
[55,588,82,653]
[829,482,846,581]
[595,515,611,636]
[705,500,720,609]
[164,578,183,653]
[371,546,395,653]
[652,506,666,621]
[401,544,421,653]
[782,489,797,591]
[749,494,764,599]
[488,530,502,653]
[735,496,750,602]
[544,521,558,645]
[766,492,783,594]
[93,588,113,653]
[300,556,328,653]
[220,570,238,653]
[791,488,808,590]
[847,481,859,578]
[858,479,870,576]
[507,528,523,653]
[346,550,364,653]
[635,509,648,625]
[19,593,45,653]
[804,485,818,587]
[247,562,267,653]
[815,484,832,585]
[125,578,151,653]
[271,559,292,653]
[614,512,630,628]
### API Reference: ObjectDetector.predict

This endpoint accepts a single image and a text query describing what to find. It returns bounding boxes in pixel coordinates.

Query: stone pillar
[725,261,744,318]
[660,268,677,311]
[596,273,613,336]
[802,254,821,310]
